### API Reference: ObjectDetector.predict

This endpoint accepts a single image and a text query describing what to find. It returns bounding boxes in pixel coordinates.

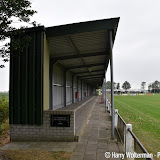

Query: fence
[106,99,153,160]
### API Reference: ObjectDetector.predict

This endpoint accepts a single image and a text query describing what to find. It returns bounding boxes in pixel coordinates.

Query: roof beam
[81,76,103,80]
[66,36,86,65]
[75,69,104,75]
[67,36,94,77]
[52,52,108,61]
[67,62,105,69]
[79,73,104,78]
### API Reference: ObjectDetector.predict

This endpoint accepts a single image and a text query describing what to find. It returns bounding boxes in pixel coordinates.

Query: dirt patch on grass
[1,150,72,160]
[0,120,10,147]
[0,132,10,146]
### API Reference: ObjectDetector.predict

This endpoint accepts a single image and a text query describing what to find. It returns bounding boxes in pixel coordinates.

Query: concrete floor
[0,97,124,160]
[71,97,124,160]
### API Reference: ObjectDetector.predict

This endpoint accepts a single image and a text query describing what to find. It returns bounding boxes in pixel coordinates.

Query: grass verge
[1,150,72,160]
[0,119,10,146]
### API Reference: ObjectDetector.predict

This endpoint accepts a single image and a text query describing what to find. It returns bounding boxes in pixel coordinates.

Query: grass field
[114,94,160,156]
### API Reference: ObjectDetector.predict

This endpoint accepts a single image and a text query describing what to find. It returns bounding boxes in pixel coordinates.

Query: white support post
[114,109,118,128]
[125,124,133,153]
[107,100,110,112]
[110,103,112,116]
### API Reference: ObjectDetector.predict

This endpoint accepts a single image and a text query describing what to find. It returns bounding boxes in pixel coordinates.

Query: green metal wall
[9,26,45,125]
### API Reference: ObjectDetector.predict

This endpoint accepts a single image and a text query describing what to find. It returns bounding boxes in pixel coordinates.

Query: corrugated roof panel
[76,73,91,76]
[91,71,104,75]
[90,65,104,70]
[70,68,88,73]
[48,36,74,57]
[70,31,108,53]
[78,71,105,78]
[48,22,111,84]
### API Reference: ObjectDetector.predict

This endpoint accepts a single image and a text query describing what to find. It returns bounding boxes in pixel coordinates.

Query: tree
[152,80,160,93]
[122,81,131,91]
[141,82,146,90]
[113,82,116,89]
[148,83,152,92]
[153,80,160,89]
[0,0,37,68]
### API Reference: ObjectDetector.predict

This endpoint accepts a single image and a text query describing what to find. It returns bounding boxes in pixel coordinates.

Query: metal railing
[116,112,126,144]
[128,128,153,160]
[114,110,153,160]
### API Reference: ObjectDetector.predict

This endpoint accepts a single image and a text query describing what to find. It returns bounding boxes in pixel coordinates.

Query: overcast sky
[0,0,160,91]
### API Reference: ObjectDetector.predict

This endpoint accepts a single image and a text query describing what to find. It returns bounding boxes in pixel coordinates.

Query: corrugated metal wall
[88,86,92,96]
[83,82,87,98]
[74,76,78,102]
[52,63,64,109]
[82,81,84,99]
[52,64,97,108]
[78,80,81,101]
[9,27,44,125]
[66,71,72,105]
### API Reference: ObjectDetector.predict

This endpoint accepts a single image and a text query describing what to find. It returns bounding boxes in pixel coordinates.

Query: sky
[0,0,160,91]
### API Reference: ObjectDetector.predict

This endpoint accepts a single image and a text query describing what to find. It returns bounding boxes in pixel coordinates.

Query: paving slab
[71,96,124,160]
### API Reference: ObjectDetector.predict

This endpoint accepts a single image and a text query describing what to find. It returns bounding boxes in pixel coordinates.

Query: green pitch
[114,94,160,155]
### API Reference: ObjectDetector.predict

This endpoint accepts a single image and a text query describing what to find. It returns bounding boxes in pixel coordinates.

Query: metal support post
[64,69,67,107]
[49,60,53,110]
[101,81,104,103]
[81,80,83,100]
[72,75,74,104]
[77,77,79,102]
[110,30,115,140]
[104,74,107,112]
[106,74,108,111]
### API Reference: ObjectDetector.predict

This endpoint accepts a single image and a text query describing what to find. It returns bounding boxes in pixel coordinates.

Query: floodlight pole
[110,30,115,140]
